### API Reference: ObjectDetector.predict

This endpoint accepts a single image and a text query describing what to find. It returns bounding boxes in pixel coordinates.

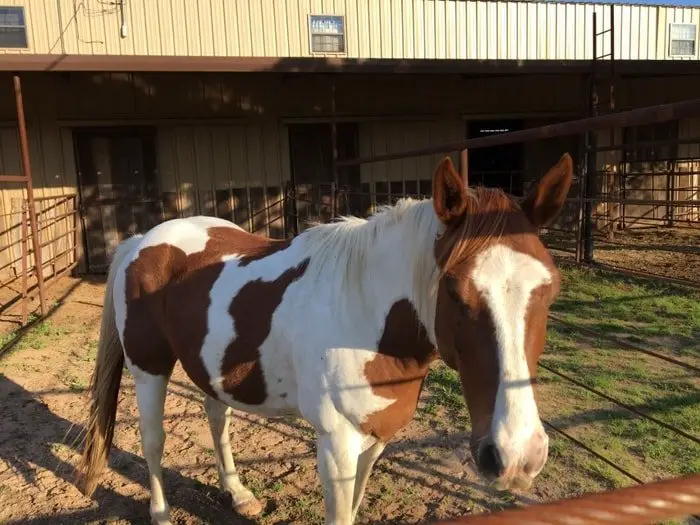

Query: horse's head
[430,153,573,490]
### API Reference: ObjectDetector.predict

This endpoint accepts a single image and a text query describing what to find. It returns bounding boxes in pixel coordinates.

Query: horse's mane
[436,186,517,280]
[298,187,516,315]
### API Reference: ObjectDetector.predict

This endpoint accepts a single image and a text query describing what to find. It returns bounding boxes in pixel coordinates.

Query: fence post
[14,75,47,315]
[20,204,29,325]
[330,81,339,220]
[582,134,598,263]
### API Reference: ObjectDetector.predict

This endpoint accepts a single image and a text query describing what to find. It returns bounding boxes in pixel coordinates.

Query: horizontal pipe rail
[431,474,700,525]
[337,98,700,166]
[0,175,27,183]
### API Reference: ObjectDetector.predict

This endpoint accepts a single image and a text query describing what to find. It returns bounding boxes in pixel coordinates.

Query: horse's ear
[521,153,574,229]
[432,156,468,225]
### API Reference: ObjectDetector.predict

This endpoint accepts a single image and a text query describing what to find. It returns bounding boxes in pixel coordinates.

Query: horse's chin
[474,466,535,492]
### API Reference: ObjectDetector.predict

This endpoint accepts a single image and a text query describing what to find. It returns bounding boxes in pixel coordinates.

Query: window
[669,23,697,57]
[308,15,346,54]
[0,6,27,48]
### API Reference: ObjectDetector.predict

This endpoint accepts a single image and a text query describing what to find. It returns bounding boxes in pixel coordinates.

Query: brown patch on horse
[361,299,439,441]
[123,244,185,378]
[222,259,310,404]
[206,226,292,266]
[121,225,299,405]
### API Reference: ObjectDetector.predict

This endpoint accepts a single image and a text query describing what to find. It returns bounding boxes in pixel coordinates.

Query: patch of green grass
[1,319,72,358]
[269,480,284,493]
[240,473,265,499]
[537,266,700,492]
[553,266,700,355]
[423,364,468,418]
[291,495,323,524]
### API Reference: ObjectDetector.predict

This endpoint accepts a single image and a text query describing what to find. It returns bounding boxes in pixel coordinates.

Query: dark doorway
[73,126,161,272]
[467,119,525,195]
[288,122,360,228]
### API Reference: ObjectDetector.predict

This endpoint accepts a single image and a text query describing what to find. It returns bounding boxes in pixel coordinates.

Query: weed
[270,480,284,493]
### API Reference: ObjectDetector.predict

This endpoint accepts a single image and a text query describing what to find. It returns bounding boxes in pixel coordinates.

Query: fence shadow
[0,373,257,525]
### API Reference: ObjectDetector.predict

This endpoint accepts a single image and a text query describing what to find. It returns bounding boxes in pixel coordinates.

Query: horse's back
[114,215,302,410]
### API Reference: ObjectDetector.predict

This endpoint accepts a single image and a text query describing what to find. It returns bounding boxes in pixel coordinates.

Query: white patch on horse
[134,216,241,258]
[470,243,551,467]
[199,246,306,417]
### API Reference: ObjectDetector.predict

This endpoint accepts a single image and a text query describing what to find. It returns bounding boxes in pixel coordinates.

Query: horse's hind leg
[203,396,263,517]
[132,369,172,525]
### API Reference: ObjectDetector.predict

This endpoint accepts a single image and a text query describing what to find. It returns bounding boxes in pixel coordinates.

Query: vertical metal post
[20,204,28,325]
[459,149,469,185]
[581,12,599,263]
[574,139,585,263]
[14,75,47,315]
[331,81,339,219]
[609,4,615,112]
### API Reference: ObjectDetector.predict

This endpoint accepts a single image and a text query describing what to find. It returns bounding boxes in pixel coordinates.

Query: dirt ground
[0,276,554,525]
[544,226,700,284]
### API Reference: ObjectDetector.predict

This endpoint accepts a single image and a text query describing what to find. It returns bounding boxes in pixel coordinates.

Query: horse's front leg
[351,440,386,522]
[316,421,363,525]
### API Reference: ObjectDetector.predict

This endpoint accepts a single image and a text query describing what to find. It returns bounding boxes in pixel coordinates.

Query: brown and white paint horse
[77,153,573,525]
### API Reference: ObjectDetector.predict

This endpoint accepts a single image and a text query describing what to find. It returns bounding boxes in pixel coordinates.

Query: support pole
[14,75,47,315]
[459,149,469,185]
[331,81,339,219]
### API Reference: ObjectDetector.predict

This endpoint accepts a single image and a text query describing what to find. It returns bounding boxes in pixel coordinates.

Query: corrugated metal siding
[156,121,288,237]
[2,0,698,61]
[358,118,463,209]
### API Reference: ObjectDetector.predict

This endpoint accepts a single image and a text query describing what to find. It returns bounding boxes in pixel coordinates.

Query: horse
[76,152,573,525]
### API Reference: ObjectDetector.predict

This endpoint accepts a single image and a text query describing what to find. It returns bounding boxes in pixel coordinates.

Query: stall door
[467,120,525,196]
[74,126,160,272]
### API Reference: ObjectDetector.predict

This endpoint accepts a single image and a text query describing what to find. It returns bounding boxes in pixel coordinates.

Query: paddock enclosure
[1,0,700,522]
[0,91,699,524]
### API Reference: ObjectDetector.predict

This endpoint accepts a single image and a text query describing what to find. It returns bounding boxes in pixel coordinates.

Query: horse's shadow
[0,373,257,525]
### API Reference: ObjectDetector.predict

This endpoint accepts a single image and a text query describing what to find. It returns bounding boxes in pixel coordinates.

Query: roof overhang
[0,54,698,76]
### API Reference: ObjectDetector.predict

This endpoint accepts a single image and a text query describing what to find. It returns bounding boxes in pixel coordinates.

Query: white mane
[297,197,443,327]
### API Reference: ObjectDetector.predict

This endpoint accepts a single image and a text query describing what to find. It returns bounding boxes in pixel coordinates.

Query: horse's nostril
[478,443,505,478]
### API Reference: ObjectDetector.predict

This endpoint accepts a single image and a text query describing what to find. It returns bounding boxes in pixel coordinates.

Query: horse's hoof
[234,497,264,517]
[150,509,172,525]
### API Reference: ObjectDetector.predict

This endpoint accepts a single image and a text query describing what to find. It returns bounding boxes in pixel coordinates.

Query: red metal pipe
[337,98,700,166]
[13,75,47,315]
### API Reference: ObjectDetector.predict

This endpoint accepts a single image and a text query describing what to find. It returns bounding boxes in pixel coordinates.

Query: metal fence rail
[430,473,700,525]
[0,194,80,325]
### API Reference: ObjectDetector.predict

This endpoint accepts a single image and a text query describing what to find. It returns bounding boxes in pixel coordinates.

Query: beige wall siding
[358,118,463,209]
[2,0,698,61]
[156,120,288,236]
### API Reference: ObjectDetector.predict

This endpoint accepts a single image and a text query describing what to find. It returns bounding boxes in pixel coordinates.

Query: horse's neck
[357,202,442,346]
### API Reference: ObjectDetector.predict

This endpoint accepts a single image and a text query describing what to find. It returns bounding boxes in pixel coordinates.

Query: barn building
[0,0,698,279]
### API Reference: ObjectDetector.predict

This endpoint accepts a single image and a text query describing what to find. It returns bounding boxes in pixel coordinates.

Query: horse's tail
[75,234,142,497]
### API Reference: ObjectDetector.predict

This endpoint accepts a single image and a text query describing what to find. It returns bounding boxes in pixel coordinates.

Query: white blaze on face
[470,243,551,468]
